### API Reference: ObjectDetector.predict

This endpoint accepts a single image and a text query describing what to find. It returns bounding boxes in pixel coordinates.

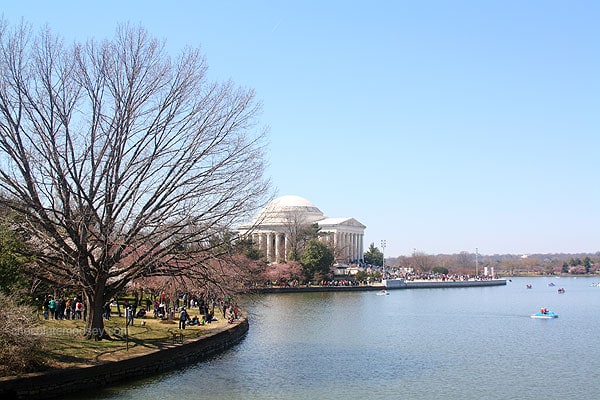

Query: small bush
[0,295,48,376]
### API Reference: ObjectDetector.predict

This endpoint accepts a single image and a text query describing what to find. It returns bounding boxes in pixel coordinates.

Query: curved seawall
[253,279,507,293]
[384,279,507,289]
[0,317,249,400]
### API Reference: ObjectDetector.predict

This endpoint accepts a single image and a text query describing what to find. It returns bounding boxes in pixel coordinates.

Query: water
[86,277,600,399]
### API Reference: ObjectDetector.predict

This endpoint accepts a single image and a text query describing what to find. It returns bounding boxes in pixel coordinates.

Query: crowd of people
[318,279,363,287]
[42,292,240,329]
[40,291,241,330]
[173,294,241,329]
[263,279,366,287]
[42,295,84,320]
[110,292,241,329]
[397,272,499,281]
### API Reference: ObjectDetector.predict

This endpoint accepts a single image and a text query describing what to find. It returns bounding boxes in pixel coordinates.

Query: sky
[2,1,599,257]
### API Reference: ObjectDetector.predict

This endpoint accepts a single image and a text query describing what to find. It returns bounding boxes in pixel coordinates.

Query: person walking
[104,302,111,320]
[126,305,134,326]
[48,297,56,319]
[75,299,83,319]
[57,298,65,320]
[71,297,77,318]
[179,307,189,330]
[42,296,50,320]
[64,298,72,320]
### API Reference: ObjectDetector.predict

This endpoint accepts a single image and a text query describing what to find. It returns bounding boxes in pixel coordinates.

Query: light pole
[475,247,478,278]
[381,240,386,279]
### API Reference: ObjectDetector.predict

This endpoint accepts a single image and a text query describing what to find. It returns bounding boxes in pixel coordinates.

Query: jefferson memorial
[238,195,366,263]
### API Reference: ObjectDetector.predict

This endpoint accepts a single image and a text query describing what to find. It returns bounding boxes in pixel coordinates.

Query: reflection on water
[85,277,600,400]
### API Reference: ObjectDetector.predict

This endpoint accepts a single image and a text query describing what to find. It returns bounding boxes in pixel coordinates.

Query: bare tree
[280,209,309,261]
[0,21,270,339]
[281,209,323,261]
[391,255,412,271]
[412,250,434,273]
[456,251,475,273]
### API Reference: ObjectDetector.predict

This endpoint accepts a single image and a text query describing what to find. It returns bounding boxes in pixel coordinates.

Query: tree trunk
[83,281,109,340]
[116,296,122,317]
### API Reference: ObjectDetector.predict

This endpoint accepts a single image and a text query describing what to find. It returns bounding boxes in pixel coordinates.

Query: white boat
[376,290,389,296]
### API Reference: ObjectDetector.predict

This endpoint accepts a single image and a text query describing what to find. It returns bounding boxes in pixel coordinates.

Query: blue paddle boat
[531,308,558,319]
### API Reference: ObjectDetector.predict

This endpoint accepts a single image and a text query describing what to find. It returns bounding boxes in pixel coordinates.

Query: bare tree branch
[0,21,270,338]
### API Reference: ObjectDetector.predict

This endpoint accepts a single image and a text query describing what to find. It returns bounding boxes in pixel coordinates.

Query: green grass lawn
[36,309,229,368]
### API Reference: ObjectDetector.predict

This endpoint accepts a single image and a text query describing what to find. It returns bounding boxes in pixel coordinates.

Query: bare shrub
[0,295,47,376]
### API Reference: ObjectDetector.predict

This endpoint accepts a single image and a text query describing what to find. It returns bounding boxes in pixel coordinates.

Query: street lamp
[381,240,386,279]
[475,247,479,277]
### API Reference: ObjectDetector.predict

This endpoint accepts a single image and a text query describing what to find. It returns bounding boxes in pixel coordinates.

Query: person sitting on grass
[136,307,147,318]
[205,310,214,324]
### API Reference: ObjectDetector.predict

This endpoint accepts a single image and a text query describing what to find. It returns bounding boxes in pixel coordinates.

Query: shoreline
[251,279,507,293]
[0,279,507,398]
[0,317,249,400]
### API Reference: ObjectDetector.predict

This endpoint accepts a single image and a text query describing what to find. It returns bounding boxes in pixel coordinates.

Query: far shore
[251,278,507,293]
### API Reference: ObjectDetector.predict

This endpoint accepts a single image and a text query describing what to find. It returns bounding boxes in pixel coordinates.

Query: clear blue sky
[3,1,599,256]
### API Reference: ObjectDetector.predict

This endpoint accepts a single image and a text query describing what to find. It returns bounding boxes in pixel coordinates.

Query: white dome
[270,195,316,208]
[253,195,324,226]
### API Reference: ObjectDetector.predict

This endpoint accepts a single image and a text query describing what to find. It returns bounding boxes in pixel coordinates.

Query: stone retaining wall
[253,279,507,293]
[0,318,249,400]
[398,279,507,289]
[253,285,383,294]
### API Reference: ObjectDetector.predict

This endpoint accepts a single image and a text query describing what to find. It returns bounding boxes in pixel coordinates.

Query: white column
[266,232,272,262]
[348,233,353,261]
[343,232,349,260]
[275,232,281,263]
[284,234,289,261]
[359,234,364,262]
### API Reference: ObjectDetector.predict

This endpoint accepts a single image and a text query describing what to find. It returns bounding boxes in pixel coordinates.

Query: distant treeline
[386,252,600,276]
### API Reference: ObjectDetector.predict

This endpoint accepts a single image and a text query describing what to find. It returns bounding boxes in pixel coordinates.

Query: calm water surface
[86,277,600,399]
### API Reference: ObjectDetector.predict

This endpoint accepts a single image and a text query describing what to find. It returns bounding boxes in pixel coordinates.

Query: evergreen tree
[0,223,31,296]
[363,243,383,266]
[299,239,334,281]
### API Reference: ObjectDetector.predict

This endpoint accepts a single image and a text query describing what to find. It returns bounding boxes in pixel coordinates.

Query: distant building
[238,195,366,263]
